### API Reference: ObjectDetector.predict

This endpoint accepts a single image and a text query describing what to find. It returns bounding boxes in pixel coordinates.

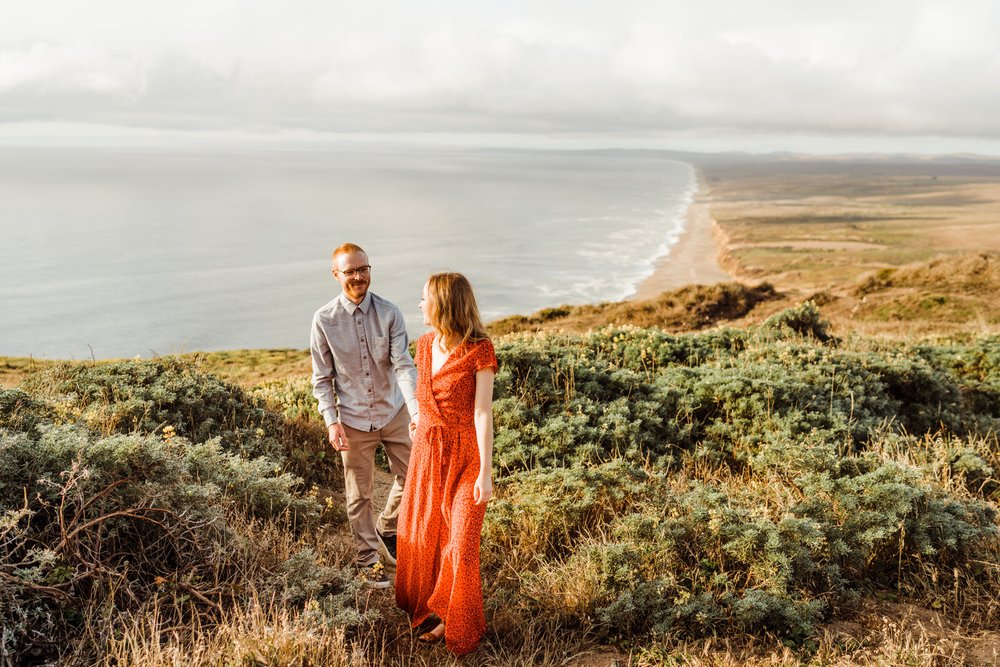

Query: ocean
[0,145,695,359]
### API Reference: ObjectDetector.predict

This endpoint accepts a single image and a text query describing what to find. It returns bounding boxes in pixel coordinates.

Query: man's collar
[339,291,372,314]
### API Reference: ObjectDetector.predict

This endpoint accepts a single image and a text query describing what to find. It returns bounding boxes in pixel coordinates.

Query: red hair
[332,243,366,260]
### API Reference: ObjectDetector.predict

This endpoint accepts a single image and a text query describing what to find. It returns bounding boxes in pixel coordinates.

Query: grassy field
[686,155,1000,295]
[1,348,311,390]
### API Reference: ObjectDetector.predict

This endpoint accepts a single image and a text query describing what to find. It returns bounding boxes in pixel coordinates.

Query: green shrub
[761,301,832,341]
[0,362,360,664]
[484,460,656,564]
[0,388,54,431]
[492,327,1000,473]
[21,358,340,487]
[486,445,997,642]
[249,378,339,487]
[23,358,284,460]
[5,312,1000,658]
[0,422,365,664]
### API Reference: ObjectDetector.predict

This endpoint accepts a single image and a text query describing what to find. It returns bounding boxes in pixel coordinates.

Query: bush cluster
[492,318,999,472]
[22,359,285,459]
[483,307,1000,642]
[0,361,357,665]
[3,305,999,660]
[484,442,998,642]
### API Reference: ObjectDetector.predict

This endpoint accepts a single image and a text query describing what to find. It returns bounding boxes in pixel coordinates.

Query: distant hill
[490,251,1000,339]
[489,282,779,335]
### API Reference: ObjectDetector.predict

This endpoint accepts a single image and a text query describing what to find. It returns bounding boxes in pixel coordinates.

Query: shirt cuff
[322,409,339,427]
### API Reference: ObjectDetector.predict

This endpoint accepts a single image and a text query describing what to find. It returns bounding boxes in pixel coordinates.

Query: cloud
[0,43,139,94]
[1,0,999,139]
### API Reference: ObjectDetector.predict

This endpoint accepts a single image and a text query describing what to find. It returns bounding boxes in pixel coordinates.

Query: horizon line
[2,121,1000,159]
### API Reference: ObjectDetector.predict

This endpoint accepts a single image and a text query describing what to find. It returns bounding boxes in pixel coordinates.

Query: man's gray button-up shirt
[309,291,418,431]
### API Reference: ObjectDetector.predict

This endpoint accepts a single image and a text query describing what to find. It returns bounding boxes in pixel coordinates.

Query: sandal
[418,623,445,644]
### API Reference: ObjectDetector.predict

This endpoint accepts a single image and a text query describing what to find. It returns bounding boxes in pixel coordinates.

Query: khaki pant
[341,406,411,566]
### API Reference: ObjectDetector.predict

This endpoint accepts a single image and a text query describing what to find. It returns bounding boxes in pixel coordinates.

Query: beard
[345,280,369,300]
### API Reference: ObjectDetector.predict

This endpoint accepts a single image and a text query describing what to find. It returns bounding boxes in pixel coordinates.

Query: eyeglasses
[336,265,371,279]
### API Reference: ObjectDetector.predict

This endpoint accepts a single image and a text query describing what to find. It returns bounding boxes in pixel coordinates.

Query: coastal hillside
[688,155,1000,294]
[491,251,1000,339]
[3,306,1000,665]
[490,282,780,336]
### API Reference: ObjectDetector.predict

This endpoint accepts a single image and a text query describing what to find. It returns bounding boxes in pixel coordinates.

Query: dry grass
[483,250,1000,341]
[95,596,1000,667]
[0,355,56,388]
[630,604,1000,666]
[180,348,312,386]
[799,252,1000,339]
[102,595,367,667]
[489,282,779,336]
[103,600,611,667]
[692,155,1000,295]
[0,348,310,389]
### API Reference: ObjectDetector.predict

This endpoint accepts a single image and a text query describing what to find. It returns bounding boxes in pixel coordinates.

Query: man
[310,243,418,588]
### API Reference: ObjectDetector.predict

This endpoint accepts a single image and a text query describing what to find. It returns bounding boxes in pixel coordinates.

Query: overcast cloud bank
[2,0,999,151]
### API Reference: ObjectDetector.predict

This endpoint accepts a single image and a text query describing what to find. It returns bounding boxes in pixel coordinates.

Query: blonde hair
[426,272,489,350]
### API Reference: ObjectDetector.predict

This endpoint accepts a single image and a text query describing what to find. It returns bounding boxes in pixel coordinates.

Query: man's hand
[328,422,349,452]
[408,413,420,440]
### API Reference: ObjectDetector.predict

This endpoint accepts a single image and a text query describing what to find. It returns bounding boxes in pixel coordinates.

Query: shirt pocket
[372,335,390,363]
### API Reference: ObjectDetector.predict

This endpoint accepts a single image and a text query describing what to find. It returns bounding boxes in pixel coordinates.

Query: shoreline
[630,169,733,300]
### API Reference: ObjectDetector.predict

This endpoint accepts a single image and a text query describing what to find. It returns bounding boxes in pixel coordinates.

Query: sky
[2,0,1000,153]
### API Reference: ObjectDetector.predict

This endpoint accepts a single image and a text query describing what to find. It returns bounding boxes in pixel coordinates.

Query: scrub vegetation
[3,301,1000,665]
[488,251,1000,340]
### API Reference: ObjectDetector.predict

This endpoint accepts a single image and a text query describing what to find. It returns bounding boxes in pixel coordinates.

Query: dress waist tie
[422,416,460,516]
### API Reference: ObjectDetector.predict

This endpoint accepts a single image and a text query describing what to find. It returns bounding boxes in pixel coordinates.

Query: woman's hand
[473,471,493,506]
[408,412,419,440]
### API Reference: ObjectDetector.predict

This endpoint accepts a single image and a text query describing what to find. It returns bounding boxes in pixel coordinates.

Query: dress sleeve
[416,334,432,372]
[474,338,498,374]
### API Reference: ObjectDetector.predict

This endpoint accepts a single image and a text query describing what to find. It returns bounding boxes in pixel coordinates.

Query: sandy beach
[631,171,732,300]
[616,154,1000,339]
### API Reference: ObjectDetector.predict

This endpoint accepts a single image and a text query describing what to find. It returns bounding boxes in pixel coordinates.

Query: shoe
[376,528,397,565]
[356,561,391,589]
[415,615,442,634]
[418,623,445,643]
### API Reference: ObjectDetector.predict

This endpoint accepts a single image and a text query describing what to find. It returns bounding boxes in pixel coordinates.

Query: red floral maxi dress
[395,333,498,656]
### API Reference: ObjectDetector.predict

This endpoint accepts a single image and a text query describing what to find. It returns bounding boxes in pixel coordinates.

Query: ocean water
[0,145,695,359]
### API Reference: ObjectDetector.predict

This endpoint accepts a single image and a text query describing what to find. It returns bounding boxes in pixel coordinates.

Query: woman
[395,272,497,656]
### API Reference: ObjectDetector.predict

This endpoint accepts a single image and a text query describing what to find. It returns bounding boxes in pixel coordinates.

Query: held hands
[408,413,419,440]
[473,470,493,506]
[328,422,349,452]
